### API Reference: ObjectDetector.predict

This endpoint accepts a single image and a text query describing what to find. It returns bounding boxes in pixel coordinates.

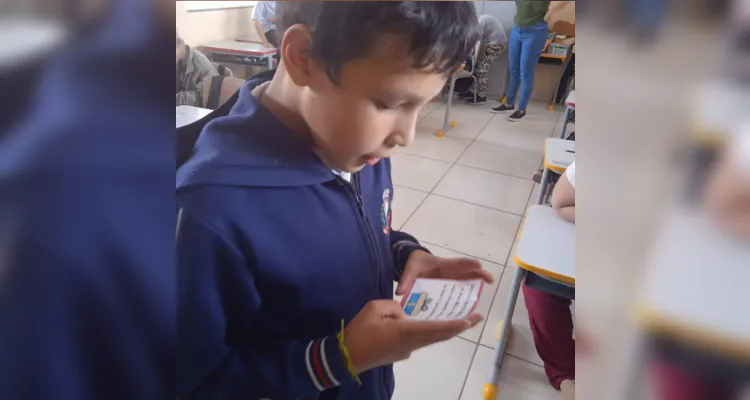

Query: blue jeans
[505,22,548,111]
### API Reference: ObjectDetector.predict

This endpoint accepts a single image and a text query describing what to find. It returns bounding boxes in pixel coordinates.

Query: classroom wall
[176,2,261,46]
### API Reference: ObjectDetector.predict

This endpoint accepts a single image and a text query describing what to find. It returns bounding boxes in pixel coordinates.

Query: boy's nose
[389,115,419,148]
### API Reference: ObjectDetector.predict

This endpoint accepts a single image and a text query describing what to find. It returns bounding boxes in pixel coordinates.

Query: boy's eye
[374,101,398,111]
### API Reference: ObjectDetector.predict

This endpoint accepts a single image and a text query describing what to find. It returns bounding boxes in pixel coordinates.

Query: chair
[437,51,478,137]
[202,76,245,110]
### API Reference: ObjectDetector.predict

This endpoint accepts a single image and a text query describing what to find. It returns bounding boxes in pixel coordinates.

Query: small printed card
[400,278,484,321]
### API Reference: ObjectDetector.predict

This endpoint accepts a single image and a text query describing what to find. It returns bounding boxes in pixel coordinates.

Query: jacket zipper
[350,173,391,399]
[337,173,383,298]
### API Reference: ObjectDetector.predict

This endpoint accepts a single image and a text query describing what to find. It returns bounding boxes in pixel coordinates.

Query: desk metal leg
[559,106,571,139]
[439,77,457,137]
[536,168,551,205]
[484,267,527,400]
[267,56,273,70]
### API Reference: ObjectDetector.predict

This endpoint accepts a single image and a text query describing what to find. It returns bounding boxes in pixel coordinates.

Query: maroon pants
[652,360,739,400]
[522,282,575,389]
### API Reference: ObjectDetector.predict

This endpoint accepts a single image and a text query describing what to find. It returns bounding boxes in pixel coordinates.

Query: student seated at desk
[458,14,507,105]
[177,33,218,107]
[176,3,492,400]
[523,161,575,400]
[705,126,750,240]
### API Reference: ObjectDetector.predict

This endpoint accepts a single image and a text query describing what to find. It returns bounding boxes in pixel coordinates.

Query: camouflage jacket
[176,47,218,107]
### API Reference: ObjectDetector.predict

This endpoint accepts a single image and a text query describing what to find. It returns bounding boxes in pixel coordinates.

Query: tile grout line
[398,106,496,230]
[395,152,541,182]
[426,192,530,219]
[476,342,546,369]
[419,240,513,268]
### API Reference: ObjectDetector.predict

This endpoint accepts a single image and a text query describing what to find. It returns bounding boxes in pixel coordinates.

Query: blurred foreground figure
[704,125,750,240]
[0,1,174,399]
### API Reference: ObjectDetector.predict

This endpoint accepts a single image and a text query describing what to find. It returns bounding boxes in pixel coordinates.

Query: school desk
[536,138,575,205]
[558,90,575,139]
[614,206,750,399]
[176,105,212,128]
[200,40,277,71]
[637,206,750,360]
[483,205,575,400]
[690,81,748,147]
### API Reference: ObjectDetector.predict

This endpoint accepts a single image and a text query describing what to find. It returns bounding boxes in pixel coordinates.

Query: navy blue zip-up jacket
[176,74,428,400]
[0,2,174,399]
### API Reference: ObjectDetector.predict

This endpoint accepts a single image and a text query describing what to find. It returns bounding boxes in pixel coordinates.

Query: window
[184,1,257,12]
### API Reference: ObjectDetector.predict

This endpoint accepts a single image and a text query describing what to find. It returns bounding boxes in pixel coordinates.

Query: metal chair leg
[536,168,551,205]
[484,267,527,400]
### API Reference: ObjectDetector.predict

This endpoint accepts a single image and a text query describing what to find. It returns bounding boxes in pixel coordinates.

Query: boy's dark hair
[276,1,479,85]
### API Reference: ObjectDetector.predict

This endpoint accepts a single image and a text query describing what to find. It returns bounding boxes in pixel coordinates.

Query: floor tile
[396,130,472,163]
[418,100,442,120]
[403,195,522,265]
[390,153,452,193]
[460,346,559,400]
[476,119,555,153]
[391,186,428,231]
[392,337,477,400]
[433,165,535,215]
[457,142,543,179]
[418,112,490,141]
[419,243,507,343]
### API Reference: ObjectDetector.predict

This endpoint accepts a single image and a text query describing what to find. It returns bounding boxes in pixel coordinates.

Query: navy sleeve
[390,230,431,280]
[176,210,356,399]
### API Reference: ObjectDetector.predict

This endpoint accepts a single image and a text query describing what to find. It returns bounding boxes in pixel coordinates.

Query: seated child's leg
[651,359,737,400]
[522,282,575,389]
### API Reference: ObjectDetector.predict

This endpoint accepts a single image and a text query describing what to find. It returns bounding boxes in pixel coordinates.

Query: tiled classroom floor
[390,96,573,400]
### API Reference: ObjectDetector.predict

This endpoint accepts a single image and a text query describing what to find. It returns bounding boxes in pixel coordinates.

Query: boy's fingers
[395,271,418,296]
[371,299,406,318]
[399,318,475,346]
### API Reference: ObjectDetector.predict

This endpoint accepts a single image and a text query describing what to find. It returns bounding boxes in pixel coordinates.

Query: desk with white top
[636,206,750,360]
[537,138,575,205]
[176,105,212,128]
[200,40,277,71]
[483,205,575,399]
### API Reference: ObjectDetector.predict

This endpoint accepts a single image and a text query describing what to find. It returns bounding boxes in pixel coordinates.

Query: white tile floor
[390,97,570,400]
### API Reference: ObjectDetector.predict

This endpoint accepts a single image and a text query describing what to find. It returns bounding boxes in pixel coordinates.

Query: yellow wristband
[336,319,362,385]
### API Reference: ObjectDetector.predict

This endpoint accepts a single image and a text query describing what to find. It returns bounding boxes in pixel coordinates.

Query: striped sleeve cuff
[392,240,430,280]
[304,336,355,392]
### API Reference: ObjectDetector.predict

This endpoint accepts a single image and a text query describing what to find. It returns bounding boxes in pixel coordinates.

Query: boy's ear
[280,24,314,87]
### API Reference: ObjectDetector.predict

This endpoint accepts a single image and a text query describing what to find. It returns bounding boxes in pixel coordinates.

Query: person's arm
[176,209,357,399]
[545,1,573,23]
[252,2,273,47]
[551,169,575,223]
[704,144,750,240]
[177,51,218,107]
[253,19,272,47]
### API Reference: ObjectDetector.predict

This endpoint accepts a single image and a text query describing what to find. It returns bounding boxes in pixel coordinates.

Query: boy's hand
[344,300,482,373]
[395,250,494,296]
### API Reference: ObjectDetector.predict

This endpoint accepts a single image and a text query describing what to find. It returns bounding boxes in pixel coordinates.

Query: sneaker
[465,96,486,105]
[490,104,514,113]
[560,380,574,400]
[457,91,475,99]
[508,109,526,121]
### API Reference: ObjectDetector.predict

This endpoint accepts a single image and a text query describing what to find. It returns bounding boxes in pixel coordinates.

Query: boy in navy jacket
[176,2,492,399]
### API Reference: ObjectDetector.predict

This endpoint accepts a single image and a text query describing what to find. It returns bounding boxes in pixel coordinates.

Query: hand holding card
[400,278,483,321]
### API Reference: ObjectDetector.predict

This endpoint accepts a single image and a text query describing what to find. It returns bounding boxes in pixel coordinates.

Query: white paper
[401,278,483,321]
